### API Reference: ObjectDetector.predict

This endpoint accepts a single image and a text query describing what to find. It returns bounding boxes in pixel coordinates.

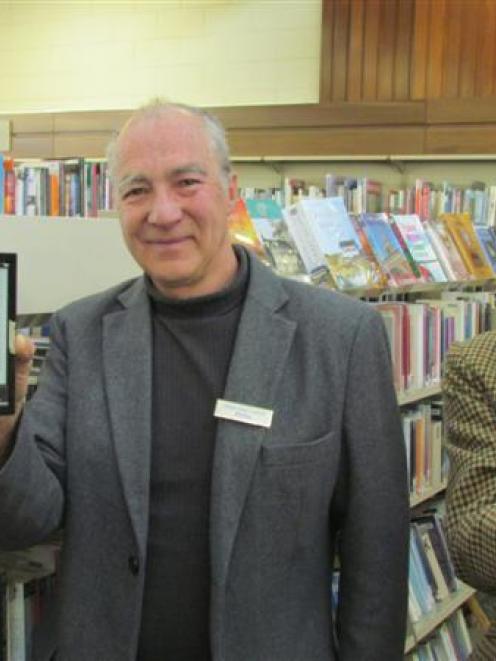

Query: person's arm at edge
[444,337,496,590]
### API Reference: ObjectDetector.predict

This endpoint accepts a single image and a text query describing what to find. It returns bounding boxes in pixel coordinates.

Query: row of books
[374,293,495,395]
[230,197,496,290]
[402,401,447,500]
[408,515,459,623]
[406,608,473,661]
[245,174,496,226]
[0,156,114,219]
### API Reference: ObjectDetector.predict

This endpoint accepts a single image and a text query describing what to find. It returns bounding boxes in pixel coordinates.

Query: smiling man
[0,101,409,661]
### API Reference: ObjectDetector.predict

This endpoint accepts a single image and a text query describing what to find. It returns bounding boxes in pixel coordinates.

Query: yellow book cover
[228,198,269,264]
[441,212,493,279]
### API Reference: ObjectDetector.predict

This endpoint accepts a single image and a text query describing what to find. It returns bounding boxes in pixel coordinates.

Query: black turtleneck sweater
[137,247,249,661]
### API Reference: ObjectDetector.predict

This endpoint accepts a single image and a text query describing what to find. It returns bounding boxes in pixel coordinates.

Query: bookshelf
[404,583,476,654]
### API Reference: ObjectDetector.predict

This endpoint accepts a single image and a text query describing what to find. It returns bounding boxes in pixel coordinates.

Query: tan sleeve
[444,332,496,592]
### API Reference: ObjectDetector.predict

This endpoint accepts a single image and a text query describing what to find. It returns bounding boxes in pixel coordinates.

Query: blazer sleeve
[0,312,67,550]
[444,334,496,592]
[335,307,410,661]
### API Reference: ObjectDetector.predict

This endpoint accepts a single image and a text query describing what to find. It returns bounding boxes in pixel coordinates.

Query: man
[0,101,409,660]
[444,331,496,660]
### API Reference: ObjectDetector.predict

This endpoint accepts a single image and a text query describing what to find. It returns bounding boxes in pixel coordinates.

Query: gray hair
[106,99,232,190]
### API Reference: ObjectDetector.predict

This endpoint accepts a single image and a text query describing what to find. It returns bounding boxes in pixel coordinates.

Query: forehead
[115,111,215,175]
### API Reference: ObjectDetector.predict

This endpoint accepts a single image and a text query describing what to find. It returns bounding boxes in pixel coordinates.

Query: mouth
[143,237,191,246]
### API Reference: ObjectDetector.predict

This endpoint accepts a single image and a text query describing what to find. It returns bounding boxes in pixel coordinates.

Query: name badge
[214,399,273,429]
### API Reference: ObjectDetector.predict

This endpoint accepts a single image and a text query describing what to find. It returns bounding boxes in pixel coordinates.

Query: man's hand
[0,335,35,463]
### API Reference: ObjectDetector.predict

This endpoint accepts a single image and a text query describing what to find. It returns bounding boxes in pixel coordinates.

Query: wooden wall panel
[227,126,425,157]
[331,0,351,100]
[394,0,414,100]
[476,0,496,96]
[347,0,365,101]
[377,0,397,100]
[362,1,380,100]
[320,0,496,103]
[411,0,429,99]
[425,0,445,98]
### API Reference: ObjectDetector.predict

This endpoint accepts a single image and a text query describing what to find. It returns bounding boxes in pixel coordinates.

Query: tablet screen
[0,254,16,415]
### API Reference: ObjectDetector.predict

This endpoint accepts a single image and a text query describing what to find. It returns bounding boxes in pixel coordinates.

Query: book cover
[228,198,270,264]
[245,198,306,277]
[475,225,496,274]
[426,219,473,281]
[349,214,389,288]
[391,214,448,283]
[360,213,419,287]
[0,153,4,215]
[4,158,15,214]
[296,197,382,290]
[442,212,494,279]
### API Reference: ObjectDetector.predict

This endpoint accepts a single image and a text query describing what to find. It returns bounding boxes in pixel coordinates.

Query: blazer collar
[103,276,152,559]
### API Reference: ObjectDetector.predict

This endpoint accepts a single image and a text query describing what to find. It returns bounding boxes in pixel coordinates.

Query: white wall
[0,0,322,113]
[0,217,141,313]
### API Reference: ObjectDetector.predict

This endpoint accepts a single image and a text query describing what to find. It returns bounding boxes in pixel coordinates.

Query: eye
[123,186,147,199]
[178,178,201,188]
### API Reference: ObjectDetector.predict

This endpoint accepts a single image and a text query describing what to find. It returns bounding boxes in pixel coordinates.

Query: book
[391,214,447,283]
[424,220,471,282]
[359,213,419,287]
[227,198,270,264]
[475,225,496,274]
[441,212,494,279]
[349,214,388,288]
[245,198,307,278]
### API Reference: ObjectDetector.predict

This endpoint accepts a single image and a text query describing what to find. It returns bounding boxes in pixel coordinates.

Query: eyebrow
[118,174,149,195]
[117,164,208,195]
[171,164,208,178]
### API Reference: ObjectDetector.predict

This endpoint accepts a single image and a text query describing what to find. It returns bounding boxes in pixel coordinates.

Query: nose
[147,188,182,226]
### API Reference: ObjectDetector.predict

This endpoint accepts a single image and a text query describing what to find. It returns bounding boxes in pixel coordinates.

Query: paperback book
[245,198,307,278]
[391,214,447,283]
[359,213,419,287]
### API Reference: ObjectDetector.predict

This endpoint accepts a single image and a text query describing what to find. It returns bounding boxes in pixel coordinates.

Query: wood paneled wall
[320,0,496,103]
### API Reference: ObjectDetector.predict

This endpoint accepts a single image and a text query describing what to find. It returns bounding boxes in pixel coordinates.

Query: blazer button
[128,555,140,576]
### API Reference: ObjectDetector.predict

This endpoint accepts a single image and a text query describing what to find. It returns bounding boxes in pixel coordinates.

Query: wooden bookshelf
[397,385,442,407]
[410,481,447,509]
[404,582,476,654]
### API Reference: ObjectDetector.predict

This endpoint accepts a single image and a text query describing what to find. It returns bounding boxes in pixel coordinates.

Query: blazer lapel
[210,257,296,593]
[102,277,152,558]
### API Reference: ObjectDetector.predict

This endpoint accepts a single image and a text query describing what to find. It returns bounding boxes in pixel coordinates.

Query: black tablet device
[0,254,16,415]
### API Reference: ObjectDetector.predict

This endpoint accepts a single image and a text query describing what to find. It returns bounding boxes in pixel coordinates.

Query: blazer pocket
[261,430,336,468]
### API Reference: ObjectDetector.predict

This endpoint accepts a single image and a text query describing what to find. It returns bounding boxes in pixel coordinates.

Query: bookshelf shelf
[410,481,447,508]
[238,154,496,163]
[404,582,476,654]
[397,384,442,407]
[0,545,57,583]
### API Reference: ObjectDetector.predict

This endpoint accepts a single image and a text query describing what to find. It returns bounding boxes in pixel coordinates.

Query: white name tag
[214,399,273,429]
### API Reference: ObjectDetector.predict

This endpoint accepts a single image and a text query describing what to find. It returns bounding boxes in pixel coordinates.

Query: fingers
[14,334,35,362]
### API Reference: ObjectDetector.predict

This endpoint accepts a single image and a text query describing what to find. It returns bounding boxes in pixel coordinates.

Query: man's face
[115,110,238,299]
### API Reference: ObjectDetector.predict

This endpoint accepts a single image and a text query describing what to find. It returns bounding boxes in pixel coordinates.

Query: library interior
[1,1,496,660]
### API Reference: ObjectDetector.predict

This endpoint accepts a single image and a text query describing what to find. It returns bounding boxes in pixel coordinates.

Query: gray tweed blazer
[0,251,409,661]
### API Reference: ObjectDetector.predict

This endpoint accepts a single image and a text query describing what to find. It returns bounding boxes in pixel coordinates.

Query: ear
[226,172,238,213]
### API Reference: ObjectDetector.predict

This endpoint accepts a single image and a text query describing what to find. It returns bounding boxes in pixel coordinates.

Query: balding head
[107,100,232,191]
